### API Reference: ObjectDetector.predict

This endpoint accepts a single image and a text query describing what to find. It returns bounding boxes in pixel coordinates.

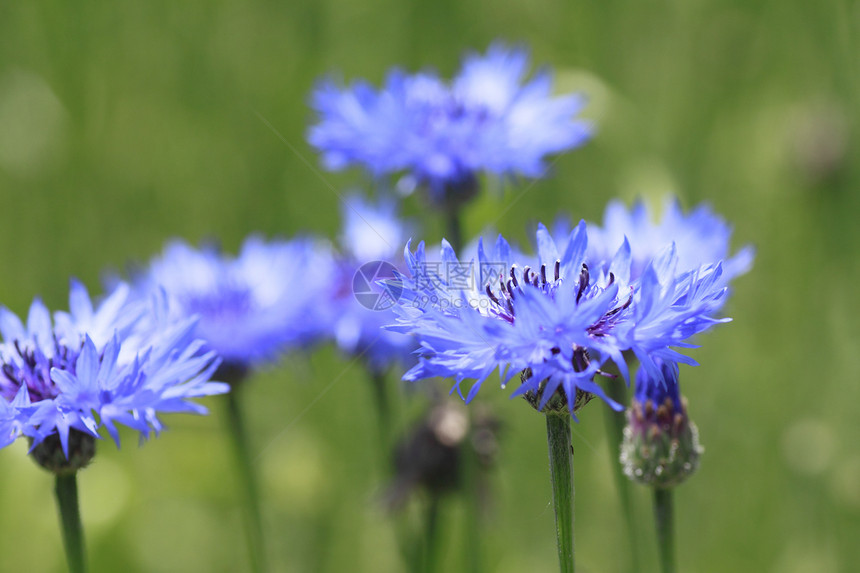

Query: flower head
[325,195,417,373]
[564,197,755,286]
[308,43,591,204]
[134,235,334,371]
[389,203,751,417]
[0,281,227,461]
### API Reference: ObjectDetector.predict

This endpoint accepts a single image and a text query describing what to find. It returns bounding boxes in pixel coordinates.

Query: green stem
[445,207,463,252]
[395,510,421,573]
[603,377,641,572]
[226,390,267,573]
[55,472,86,573]
[423,495,441,573]
[546,412,575,573]
[461,444,483,573]
[653,488,676,573]
[369,370,391,447]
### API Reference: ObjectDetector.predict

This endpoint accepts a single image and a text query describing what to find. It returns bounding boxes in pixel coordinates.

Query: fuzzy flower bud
[620,361,703,488]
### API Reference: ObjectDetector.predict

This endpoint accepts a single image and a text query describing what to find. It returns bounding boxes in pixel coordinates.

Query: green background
[1,1,858,571]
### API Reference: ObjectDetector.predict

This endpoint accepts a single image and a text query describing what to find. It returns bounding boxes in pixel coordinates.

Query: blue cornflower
[134,235,334,371]
[326,194,417,373]
[0,281,226,458]
[390,213,750,416]
[308,43,591,203]
[340,193,409,263]
[568,197,755,285]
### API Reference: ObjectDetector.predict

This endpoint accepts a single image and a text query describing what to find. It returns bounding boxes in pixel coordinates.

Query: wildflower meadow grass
[0,2,858,572]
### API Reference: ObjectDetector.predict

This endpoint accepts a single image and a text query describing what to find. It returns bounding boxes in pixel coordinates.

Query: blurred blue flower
[135,235,334,370]
[340,194,408,263]
[389,212,750,416]
[326,194,417,374]
[308,43,591,202]
[0,281,226,457]
[569,197,755,284]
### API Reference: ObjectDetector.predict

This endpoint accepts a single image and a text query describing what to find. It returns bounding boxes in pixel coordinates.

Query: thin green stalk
[369,370,391,447]
[603,377,641,572]
[423,495,441,573]
[546,412,575,573]
[461,445,483,573]
[55,472,86,573]
[652,488,676,573]
[225,389,267,573]
[445,208,463,252]
[395,510,421,573]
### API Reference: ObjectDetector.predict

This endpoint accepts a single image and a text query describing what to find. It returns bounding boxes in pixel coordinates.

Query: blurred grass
[1,0,859,571]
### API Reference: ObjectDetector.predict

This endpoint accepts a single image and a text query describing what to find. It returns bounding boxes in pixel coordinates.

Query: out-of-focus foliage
[0,1,858,571]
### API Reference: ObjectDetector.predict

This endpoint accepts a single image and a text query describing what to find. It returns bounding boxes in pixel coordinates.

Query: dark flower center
[485,259,564,323]
[1,338,80,402]
[485,259,634,339]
